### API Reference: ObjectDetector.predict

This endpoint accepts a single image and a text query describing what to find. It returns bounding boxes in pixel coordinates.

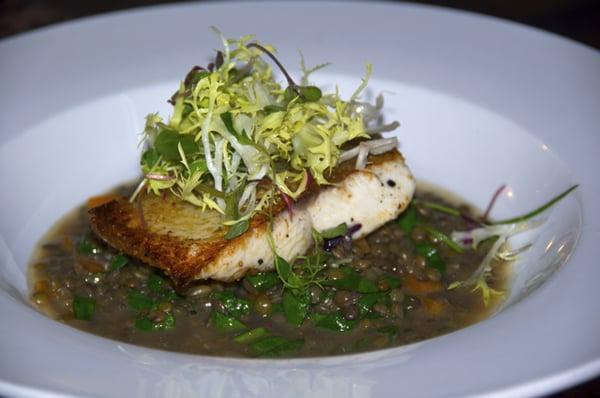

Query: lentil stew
[29,185,510,358]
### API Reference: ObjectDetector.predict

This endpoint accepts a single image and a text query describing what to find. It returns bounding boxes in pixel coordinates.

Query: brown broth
[28,185,510,357]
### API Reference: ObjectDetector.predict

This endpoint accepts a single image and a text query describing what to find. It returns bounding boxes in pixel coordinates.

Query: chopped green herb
[415,242,446,274]
[127,292,155,311]
[250,335,303,357]
[282,290,309,326]
[212,311,246,332]
[110,254,128,271]
[73,296,95,320]
[259,338,303,357]
[397,205,418,233]
[135,318,154,331]
[322,266,378,293]
[314,313,357,332]
[423,226,464,253]
[234,327,268,344]
[211,291,250,318]
[244,271,280,292]
[77,239,100,255]
[148,274,167,293]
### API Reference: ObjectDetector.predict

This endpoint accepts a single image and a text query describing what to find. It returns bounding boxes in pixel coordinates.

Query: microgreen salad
[132,29,398,237]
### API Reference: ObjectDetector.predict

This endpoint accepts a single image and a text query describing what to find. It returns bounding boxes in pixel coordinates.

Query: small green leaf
[322,266,377,293]
[299,86,322,102]
[415,242,446,274]
[357,277,379,293]
[282,290,309,326]
[320,223,348,239]
[415,242,436,258]
[154,130,198,161]
[110,254,128,271]
[148,274,167,293]
[283,86,297,102]
[127,292,155,311]
[357,292,385,317]
[428,254,446,274]
[211,291,251,318]
[234,327,268,344]
[77,239,100,255]
[212,311,246,332]
[141,148,160,169]
[397,205,418,234]
[250,336,303,357]
[189,159,208,174]
[244,272,280,292]
[73,296,95,320]
[263,105,285,114]
[275,255,292,281]
[259,338,303,357]
[135,318,154,331]
[224,219,250,240]
[315,313,357,332]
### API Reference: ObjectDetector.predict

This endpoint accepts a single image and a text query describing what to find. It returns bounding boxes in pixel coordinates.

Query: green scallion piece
[234,327,268,344]
[415,200,461,217]
[73,296,95,320]
[493,185,579,225]
[423,226,464,253]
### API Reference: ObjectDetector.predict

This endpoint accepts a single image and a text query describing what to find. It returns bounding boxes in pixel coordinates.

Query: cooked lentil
[28,186,510,357]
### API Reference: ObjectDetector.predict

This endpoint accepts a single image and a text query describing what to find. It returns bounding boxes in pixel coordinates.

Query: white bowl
[1,2,599,397]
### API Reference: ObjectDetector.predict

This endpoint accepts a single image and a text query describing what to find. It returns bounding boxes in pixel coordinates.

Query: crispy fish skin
[88,150,415,284]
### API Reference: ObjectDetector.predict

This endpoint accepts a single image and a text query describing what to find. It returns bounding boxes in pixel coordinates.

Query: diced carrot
[87,194,120,210]
[403,274,443,295]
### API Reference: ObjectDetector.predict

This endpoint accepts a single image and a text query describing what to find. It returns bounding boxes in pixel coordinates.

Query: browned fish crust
[88,150,405,285]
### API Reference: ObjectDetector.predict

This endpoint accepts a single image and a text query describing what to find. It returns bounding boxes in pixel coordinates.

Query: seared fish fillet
[88,150,415,284]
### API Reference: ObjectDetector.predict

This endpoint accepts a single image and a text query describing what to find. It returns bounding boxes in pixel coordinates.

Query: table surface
[0,1,598,397]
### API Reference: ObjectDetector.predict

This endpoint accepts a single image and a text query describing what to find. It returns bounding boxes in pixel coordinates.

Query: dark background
[1,0,600,49]
[1,0,598,397]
